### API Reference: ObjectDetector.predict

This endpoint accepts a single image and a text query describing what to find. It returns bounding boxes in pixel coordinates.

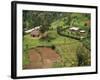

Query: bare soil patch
[23,47,60,69]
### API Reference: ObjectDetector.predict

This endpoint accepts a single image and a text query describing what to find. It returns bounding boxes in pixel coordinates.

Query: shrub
[53,59,64,68]
[51,45,56,49]
[76,45,91,66]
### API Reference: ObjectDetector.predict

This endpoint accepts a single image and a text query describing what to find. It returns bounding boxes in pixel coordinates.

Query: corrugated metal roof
[25,26,41,33]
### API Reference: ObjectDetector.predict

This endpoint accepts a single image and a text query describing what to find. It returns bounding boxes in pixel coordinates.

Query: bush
[51,45,56,49]
[76,45,91,66]
[81,37,91,50]
[53,60,64,68]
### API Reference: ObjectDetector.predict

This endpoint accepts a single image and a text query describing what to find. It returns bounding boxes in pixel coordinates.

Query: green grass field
[23,28,90,67]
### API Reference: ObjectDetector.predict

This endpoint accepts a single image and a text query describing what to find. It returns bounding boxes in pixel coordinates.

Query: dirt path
[23,47,60,69]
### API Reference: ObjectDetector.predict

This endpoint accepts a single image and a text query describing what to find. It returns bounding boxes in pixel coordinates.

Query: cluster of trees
[23,10,68,32]
[23,10,90,32]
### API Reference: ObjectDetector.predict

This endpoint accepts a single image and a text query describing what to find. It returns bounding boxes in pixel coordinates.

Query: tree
[39,12,50,33]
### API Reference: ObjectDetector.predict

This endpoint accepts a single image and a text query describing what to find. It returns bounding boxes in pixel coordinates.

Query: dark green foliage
[23,11,71,32]
[76,45,91,66]
[53,60,64,68]
[81,37,91,50]
[51,45,55,49]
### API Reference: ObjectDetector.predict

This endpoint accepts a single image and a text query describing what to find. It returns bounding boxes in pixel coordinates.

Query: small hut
[80,30,85,33]
[79,30,86,37]
[69,27,79,32]
[30,30,40,37]
[25,26,41,34]
[25,26,41,37]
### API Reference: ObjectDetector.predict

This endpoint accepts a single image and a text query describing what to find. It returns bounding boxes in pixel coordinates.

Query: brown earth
[23,47,60,69]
